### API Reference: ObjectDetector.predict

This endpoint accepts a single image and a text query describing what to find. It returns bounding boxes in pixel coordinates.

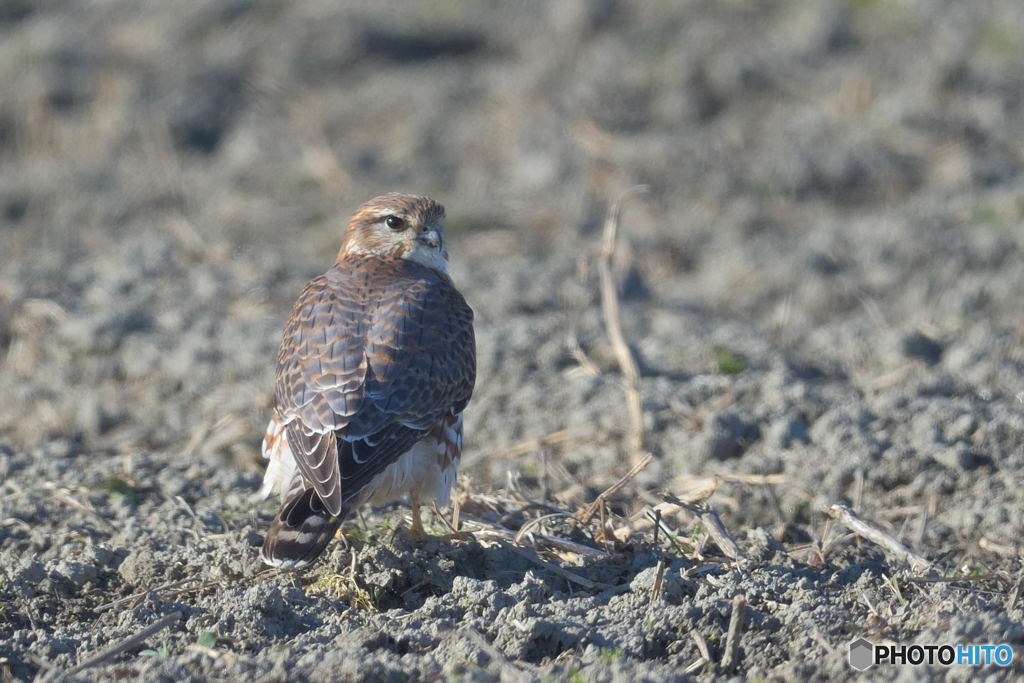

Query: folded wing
[273,259,475,516]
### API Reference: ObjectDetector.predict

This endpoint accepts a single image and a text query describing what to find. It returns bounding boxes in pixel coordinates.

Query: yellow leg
[407,494,473,543]
[409,492,427,538]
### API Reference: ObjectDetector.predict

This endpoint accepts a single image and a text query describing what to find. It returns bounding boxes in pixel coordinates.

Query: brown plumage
[260,193,475,569]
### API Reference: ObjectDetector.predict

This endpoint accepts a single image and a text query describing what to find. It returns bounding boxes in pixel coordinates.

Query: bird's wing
[274,273,370,516]
[338,261,476,494]
[274,260,475,515]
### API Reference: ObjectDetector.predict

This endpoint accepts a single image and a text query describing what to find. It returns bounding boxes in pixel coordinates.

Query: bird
[259,192,476,569]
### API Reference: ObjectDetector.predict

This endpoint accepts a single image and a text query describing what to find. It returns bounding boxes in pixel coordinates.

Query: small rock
[118,547,162,587]
[51,560,98,590]
[901,331,944,365]
[8,557,45,598]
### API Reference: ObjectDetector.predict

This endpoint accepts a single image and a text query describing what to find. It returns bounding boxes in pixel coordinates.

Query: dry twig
[685,630,713,674]
[469,518,605,559]
[501,543,615,591]
[47,485,116,532]
[597,186,649,456]
[513,512,575,546]
[669,496,745,562]
[565,327,602,378]
[906,573,1002,585]
[721,594,747,671]
[94,578,195,613]
[714,472,786,486]
[978,536,1023,558]
[644,509,688,556]
[612,484,716,541]
[576,453,654,524]
[647,556,667,610]
[61,611,182,678]
[451,493,462,532]
[826,504,931,573]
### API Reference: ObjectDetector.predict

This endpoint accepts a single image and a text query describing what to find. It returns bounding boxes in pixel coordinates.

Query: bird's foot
[407,505,472,542]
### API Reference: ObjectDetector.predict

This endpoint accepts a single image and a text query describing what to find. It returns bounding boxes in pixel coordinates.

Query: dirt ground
[2,0,1024,680]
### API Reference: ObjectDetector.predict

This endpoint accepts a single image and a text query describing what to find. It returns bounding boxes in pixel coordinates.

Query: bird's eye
[385,215,405,230]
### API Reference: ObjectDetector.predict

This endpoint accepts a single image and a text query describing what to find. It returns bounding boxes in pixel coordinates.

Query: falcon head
[338,193,448,271]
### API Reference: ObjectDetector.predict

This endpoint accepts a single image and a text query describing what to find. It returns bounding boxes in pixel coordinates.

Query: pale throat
[402,242,448,272]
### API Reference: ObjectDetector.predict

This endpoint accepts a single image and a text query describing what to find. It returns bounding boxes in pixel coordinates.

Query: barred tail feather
[261,489,347,569]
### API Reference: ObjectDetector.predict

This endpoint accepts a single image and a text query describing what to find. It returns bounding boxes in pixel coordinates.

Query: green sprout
[713,347,746,375]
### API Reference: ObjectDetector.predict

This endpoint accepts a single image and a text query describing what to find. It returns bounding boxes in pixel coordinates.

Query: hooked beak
[417,228,442,249]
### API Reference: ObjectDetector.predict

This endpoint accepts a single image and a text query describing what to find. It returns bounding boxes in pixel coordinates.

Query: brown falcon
[259,193,476,569]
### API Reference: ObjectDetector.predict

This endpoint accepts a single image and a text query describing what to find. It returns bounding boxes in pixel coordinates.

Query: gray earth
[2,0,1024,680]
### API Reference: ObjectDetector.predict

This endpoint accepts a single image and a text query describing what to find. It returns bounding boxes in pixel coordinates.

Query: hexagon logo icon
[849,638,874,671]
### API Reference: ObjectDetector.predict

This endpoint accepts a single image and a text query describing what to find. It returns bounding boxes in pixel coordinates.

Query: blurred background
[1,0,1022,488]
